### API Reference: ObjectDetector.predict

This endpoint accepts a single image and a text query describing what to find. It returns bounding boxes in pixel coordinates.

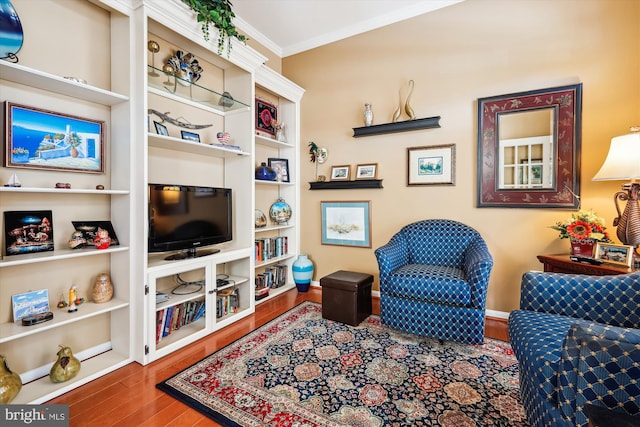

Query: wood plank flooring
[47,288,508,426]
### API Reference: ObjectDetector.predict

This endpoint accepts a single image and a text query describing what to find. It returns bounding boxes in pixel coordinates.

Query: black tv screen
[148,184,232,259]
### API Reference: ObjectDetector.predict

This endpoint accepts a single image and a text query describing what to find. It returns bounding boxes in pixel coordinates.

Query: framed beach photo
[180,130,200,142]
[407,144,456,186]
[268,158,290,182]
[356,163,378,180]
[11,289,50,322]
[154,121,169,136]
[594,242,634,267]
[321,201,371,248]
[330,165,351,181]
[5,102,105,173]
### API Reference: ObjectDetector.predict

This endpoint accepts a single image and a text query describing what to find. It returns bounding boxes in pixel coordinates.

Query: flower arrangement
[550,209,613,242]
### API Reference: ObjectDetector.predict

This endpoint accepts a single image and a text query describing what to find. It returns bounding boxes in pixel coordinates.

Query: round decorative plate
[269,198,292,225]
[255,209,267,228]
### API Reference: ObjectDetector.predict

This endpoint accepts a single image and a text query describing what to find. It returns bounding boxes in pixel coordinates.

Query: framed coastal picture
[321,201,371,248]
[12,289,50,322]
[180,130,200,142]
[594,242,634,267]
[330,165,351,181]
[356,163,378,180]
[4,210,54,256]
[5,102,105,173]
[407,144,456,186]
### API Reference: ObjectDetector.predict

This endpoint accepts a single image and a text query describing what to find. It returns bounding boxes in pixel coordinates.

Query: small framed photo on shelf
[321,201,371,248]
[268,158,290,182]
[594,242,634,267]
[255,97,277,138]
[4,210,54,256]
[154,121,169,136]
[355,163,378,180]
[72,220,120,247]
[407,144,456,186]
[5,102,105,173]
[12,289,50,322]
[330,165,351,181]
[180,130,200,142]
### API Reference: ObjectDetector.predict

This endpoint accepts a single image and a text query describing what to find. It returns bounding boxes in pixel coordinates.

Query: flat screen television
[148,184,232,260]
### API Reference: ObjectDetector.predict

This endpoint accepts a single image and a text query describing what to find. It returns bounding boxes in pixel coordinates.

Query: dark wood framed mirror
[477,83,582,208]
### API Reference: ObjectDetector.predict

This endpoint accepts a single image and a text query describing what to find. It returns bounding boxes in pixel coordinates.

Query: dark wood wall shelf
[352,116,441,137]
[309,180,383,190]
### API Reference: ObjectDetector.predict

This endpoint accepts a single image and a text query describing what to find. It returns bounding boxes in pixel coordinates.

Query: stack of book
[156,300,205,344]
[255,236,288,262]
[255,264,288,289]
[216,288,239,318]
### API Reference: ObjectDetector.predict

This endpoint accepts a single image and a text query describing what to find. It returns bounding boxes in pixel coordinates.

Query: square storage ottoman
[321,270,373,326]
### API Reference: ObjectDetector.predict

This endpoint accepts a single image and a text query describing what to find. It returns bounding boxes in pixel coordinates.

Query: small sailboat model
[4,173,21,187]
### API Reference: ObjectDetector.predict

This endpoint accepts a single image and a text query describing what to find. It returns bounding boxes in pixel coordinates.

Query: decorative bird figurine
[404,79,417,120]
[0,354,22,403]
[392,90,402,122]
[49,345,81,383]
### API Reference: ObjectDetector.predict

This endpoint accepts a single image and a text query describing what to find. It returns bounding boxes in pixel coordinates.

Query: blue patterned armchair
[374,219,493,344]
[508,271,640,427]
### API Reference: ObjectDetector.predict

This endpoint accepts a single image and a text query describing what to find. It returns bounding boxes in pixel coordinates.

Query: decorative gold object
[49,345,81,383]
[392,90,402,123]
[147,40,160,77]
[0,355,22,404]
[404,80,416,120]
[93,272,114,303]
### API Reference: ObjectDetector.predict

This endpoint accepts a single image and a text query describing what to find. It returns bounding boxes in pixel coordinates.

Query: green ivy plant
[181,0,247,56]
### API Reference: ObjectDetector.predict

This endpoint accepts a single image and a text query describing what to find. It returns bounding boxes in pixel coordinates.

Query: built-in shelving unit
[352,116,441,137]
[0,0,134,404]
[309,180,384,190]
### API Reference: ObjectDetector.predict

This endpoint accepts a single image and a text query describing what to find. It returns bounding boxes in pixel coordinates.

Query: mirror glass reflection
[497,108,555,190]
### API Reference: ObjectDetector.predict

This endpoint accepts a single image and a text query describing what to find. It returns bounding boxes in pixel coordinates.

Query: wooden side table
[537,254,635,275]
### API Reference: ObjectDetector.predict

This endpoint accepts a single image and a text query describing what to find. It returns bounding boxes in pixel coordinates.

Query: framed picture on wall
[355,163,378,180]
[4,102,105,173]
[330,165,351,181]
[407,144,456,186]
[321,201,371,248]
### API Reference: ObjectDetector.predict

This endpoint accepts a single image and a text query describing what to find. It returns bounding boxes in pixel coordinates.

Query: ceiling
[232,0,463,58]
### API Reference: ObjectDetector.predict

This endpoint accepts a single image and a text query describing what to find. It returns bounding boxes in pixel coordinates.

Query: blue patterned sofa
[508,271,640,427]
[374,219,493,344]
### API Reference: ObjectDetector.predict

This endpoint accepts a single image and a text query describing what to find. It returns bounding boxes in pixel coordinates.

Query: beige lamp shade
[592,131,640,181]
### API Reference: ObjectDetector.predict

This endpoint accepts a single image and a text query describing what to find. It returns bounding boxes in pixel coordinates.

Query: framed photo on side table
[408,144,456,186]
[268,158,290,182]
[594,242,634,267]
[321,201,371,248]
[5,102,105,173]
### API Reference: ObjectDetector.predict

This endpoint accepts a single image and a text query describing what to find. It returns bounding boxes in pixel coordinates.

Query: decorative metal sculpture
[392,80,417,122]
[147,109,212,129]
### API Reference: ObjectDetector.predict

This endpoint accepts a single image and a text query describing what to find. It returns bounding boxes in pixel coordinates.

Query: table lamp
[592,127,640,258]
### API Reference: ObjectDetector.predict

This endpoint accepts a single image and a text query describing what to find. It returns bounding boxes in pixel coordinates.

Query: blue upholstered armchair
[374,219,493,344]
[508,271,640,427]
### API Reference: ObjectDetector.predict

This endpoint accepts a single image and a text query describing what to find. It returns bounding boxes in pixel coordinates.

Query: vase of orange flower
[550,209,613,256]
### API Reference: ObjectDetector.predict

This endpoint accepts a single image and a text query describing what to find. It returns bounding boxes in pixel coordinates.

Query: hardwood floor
[47,288,508,426]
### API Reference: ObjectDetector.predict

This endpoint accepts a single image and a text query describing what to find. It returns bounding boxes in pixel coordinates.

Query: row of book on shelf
[217,288,240,318]
[255,236,288,262]
[255,264,288,300]
[156,300,205,344]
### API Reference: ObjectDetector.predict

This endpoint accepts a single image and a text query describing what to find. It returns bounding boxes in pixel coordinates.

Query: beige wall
[282,0,640,313]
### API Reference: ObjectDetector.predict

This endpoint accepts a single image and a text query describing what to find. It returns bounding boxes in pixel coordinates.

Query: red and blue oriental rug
[157,302,526,426]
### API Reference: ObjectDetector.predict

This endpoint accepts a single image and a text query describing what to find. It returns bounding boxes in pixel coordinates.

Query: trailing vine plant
[181,0,247,56]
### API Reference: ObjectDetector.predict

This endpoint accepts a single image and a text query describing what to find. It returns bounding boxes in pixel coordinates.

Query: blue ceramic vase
[292,254,313,292]
[255,162,276,181]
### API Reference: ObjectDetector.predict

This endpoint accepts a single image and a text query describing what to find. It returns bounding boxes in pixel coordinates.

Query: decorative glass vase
[292,254,314,292]
[363,103,373,126]
[570,238,595,256]
[255,162,276,181]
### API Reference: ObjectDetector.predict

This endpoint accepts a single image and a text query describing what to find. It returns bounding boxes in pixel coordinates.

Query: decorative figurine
[57,293,67,309]
[363,103,374,126]
[92,272,114,303]
[274,121,287,142]
[67,286,78,313]
[94,227,111,249]
[0,355,22,404]
[216,132,231,144]
[218,91,234,107]
[68,231,87,249]
[49,345,81,383]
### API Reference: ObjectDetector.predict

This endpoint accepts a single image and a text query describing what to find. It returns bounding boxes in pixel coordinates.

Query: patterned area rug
[157,302,526,426]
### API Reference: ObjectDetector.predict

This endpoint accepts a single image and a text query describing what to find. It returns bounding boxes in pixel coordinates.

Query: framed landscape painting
[321,201,371,248]
[5,102,105,173]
